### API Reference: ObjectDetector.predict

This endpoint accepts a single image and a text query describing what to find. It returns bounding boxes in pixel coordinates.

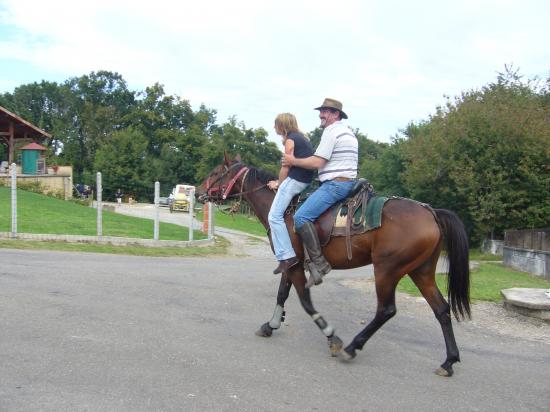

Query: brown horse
[196,153,471,377]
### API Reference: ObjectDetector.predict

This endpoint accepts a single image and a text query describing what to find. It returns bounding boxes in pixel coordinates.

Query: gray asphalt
[1,247,549,411]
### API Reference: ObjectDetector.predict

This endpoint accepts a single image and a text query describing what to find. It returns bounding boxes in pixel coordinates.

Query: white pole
[96,172,102,237]
[208,202,214,239]
[154,181,160,241]
[188,188,195,241]
[10,163,17,238]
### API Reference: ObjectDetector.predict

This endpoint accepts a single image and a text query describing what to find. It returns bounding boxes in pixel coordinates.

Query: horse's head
[195,152,247,203]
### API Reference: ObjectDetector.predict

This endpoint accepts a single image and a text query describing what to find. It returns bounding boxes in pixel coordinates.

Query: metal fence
[0,164,214,247]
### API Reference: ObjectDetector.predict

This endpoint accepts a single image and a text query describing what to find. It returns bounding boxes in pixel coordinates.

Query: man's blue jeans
[294,180,355,229]
[268,177,310,261]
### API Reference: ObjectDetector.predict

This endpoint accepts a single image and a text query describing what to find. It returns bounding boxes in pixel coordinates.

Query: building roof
[20,142,48,151]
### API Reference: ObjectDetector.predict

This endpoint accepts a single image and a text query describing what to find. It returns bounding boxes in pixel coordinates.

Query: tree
[63,71,137,181]
[400,68,550,243]
[362,136,408,197]
[93,128,150,200]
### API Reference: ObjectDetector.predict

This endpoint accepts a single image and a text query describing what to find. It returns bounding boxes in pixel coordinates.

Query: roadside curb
[0,232,214,248]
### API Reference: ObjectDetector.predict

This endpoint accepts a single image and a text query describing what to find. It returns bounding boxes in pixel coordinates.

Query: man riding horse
[282,98,358,286]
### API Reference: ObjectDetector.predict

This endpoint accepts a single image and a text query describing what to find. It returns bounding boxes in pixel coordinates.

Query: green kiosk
[20,142,47,174]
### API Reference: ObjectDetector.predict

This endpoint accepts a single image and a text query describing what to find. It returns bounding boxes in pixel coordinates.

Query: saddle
[292,179,388,260]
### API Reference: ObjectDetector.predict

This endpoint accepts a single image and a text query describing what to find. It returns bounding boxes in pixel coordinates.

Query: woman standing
[267,113,314,274]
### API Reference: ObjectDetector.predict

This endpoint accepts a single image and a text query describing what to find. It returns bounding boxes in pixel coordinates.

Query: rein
[205,163,268,206]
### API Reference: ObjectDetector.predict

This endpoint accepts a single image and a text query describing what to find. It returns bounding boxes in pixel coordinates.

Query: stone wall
[503,246,550,279]
[481,239,504,255]
[0,165,73,199]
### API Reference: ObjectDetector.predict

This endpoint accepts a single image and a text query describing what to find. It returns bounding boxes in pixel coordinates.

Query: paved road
[1,247,549,411]
[112,202,198,228]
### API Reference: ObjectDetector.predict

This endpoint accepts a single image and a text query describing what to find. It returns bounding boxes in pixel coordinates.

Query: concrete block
[501,288,550,321]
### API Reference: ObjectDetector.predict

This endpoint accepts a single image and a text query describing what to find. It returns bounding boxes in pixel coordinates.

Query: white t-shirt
[314,121,358,182]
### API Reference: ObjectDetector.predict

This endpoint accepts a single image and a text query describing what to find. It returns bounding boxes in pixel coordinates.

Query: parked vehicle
[158,196,171,207]
[169,184,195,213]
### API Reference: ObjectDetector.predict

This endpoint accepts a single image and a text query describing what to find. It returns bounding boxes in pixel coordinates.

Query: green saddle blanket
[335,195,388,232]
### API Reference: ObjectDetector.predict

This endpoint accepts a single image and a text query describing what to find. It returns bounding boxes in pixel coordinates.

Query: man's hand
[282,152,296,167]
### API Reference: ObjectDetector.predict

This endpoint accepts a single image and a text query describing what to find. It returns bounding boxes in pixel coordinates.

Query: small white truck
[169,184,195,213]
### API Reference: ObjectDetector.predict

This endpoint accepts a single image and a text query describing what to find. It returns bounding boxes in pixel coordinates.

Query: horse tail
[434,209,471,320]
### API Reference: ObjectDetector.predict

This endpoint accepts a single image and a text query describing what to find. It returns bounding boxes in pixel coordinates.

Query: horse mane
[248,167,276,185]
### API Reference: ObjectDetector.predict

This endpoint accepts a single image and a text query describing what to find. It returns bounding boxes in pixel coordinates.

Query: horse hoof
[435,366,453,377]
[338,347,356,362]
[328,335,343,357]
[255,322,273,337]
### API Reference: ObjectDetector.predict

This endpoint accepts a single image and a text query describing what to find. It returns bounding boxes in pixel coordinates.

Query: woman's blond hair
[274,113,308,141]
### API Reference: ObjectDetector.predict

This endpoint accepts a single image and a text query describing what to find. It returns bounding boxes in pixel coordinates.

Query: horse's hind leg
[341,273,398,360]
[255,276,292,337]
[409,264,460,377]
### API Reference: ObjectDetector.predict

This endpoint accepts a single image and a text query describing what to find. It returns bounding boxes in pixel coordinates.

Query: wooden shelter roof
[0,105,51,164]
[0,105,51,140]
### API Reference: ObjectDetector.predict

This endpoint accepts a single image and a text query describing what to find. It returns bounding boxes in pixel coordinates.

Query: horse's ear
[223,151,231,165]
[235,154,242,162]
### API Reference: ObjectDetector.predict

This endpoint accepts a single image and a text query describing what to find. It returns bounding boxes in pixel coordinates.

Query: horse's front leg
[291,269,343,357]
[255,275,292,337]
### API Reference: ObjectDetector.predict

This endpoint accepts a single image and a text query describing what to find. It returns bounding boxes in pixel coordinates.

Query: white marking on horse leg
[311,313,335,337]
[268,304,284,329]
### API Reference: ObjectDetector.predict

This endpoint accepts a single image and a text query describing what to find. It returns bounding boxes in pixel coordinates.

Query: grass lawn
[397,261,550,302]
[196,206,267,237]
[0,187,206,241]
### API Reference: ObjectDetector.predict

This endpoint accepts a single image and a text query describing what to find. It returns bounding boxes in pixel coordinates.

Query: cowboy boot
[296,221,331,287]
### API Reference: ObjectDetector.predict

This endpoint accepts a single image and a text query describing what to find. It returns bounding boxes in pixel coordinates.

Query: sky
[0,0,549,147]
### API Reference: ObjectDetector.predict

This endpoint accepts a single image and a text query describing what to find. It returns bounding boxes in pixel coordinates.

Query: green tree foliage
[63,71,136,181]
[362,136,408,197]
[200,117,280,177]
[0,71,283,198]
[399,68,550,243]
[93,128,150,200]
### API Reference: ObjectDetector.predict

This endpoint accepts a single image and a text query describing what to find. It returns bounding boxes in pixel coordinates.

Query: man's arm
[282,152,326,170]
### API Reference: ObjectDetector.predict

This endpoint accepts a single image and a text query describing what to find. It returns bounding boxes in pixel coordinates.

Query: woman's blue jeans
[294,180,355,229]
[268,177,310,261]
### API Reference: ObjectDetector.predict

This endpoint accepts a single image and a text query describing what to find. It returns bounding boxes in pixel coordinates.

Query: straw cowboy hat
[314,98,348,119]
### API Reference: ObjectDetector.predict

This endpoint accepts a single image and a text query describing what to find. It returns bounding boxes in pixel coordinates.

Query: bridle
[201,162,267,204]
